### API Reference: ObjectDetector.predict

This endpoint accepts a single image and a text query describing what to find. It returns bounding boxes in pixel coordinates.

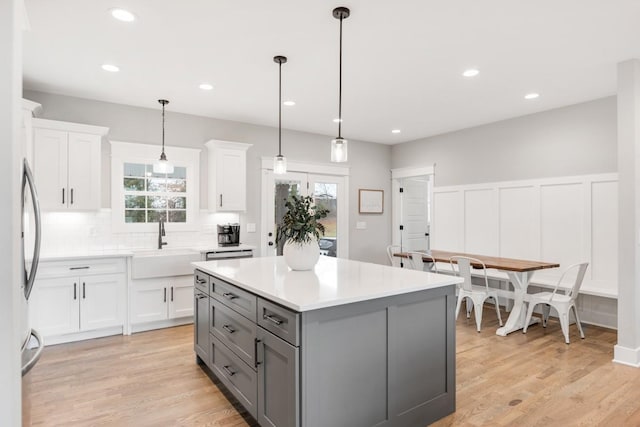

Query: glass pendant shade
[331,137,348,163]
[273,154,287,175]
[153,154,174,174]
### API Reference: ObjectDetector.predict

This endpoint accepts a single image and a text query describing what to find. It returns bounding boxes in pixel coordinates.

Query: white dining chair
[386,245,402,267]
[450,256,502,332]
[522,262,589,344]
[407,251,438,273]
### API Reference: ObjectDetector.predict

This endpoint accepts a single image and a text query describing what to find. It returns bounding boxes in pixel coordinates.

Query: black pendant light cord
[338,14,343,138]
[162,103,166,155]
[278,59,282,156]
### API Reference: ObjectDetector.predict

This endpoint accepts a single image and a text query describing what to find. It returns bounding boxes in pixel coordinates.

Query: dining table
[396,249,559,336]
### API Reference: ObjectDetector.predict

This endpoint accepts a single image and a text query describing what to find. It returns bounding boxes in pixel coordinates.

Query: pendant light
[153,99,174,174]
[331,6,350,163]
[273,55,287,175]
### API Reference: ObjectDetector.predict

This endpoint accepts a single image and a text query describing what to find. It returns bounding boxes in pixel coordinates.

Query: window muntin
[123,163,188,223]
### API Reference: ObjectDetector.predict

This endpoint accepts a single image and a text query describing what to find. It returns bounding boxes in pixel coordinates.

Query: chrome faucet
[158,218,167,249]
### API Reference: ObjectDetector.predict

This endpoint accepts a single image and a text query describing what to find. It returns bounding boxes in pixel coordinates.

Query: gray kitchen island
[192,256,463,427]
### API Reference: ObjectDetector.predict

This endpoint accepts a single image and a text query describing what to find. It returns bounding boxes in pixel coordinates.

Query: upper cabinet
[33,118,108,211]
[206,140,252,212]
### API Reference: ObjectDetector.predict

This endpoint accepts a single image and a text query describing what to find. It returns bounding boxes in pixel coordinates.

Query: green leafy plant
[276,195,330,244]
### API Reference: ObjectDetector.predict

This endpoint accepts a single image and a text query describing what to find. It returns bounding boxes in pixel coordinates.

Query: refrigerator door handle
[23,159,41,300]
[21,329,43,377]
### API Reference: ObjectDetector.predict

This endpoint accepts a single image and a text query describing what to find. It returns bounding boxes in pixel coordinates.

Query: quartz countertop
[192,256,463,312]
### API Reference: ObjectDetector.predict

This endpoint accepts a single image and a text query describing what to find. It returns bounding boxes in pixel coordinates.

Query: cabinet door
[131,281,168,324]
[168,276,194,319]
[216,148,246,211]
[29,277,80,337]
[33,128,68,210]
[257,328,300,427]
[194,292,210,363]
[79,273,125,331]
[67,132,101,210]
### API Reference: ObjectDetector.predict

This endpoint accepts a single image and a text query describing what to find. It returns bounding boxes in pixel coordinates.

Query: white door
[79,273,124,331]
[168,276,195,319]
[33,128,68,210]
[30,277,80,337]
[400,176,431,251]
[131,280,168,324]
[263,171,309,256]
[67,132,101,210]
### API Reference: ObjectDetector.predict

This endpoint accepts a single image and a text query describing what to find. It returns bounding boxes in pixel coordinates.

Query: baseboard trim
[42,326,124,346]
[131,317,193,333]
[613,344,640,367]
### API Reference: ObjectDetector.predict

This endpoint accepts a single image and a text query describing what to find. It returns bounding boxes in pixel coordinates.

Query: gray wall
[24,90,392,264]
[391,97,617,186]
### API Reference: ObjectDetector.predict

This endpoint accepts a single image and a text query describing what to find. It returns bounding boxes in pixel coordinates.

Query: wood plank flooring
[28,311,639,426]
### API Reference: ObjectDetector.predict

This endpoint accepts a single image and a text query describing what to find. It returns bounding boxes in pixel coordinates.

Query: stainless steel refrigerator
[21,158,43,425]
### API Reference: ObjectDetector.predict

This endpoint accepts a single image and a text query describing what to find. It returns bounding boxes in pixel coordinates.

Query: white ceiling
[23,0,640,144]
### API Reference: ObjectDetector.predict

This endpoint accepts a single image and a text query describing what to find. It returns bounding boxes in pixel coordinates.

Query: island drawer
[258,298,300,346]
[194,270,210,295]
[211,298,257,368]
[211,276,257,321]
[210,334,257,419]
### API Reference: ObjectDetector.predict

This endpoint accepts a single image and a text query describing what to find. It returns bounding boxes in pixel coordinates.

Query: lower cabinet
[257,327,299,427]
[131,275,194,325]
[29,258,127,342]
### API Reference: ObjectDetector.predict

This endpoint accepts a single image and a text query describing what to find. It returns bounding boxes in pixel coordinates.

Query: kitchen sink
[131,248,201,279]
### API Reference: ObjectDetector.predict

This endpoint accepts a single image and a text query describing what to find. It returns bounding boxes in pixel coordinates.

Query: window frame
[111,141,200,233]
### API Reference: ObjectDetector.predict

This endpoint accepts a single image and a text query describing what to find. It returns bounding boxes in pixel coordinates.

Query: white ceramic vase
[283,239,320,271]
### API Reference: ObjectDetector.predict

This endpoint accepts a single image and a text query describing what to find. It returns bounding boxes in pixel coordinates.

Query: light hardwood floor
[29,312,640,426]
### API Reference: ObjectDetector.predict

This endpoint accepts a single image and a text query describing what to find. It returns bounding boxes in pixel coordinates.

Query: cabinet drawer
[210,334,257,419]
[194,270,210,295]
[258,298,300,347]
[211,298,257,368]
[38,257,126,279]
[211,276,257,321]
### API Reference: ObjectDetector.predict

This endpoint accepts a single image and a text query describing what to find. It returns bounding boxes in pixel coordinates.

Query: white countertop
[192,256,463,312]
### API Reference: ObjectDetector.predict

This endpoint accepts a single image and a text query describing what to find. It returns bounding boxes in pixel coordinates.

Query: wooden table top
[397,249,559,273]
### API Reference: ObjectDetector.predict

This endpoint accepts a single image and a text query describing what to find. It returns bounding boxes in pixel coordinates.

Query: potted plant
[276,195,330,270]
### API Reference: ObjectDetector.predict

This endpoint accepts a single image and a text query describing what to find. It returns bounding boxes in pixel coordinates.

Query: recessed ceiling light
[199,83,213,91]
[391,129,401,134]
[524,93,540,100]
[110,8,136,22]
[333,118,342,123]
[283,100,296,106]
[462,68,479,77]
[101,64,120,72]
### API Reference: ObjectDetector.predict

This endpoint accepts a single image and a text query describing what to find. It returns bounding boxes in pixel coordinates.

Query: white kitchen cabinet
[29,257,127,344]
[205,140,252,212]
[32,118,108,211]
[131,275,194,329]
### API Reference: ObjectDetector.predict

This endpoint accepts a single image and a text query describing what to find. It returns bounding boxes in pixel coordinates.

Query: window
[111,141,200,232]
[123,163,187,223]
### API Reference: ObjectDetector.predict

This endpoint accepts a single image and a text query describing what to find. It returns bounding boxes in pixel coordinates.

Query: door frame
[260,158,350,258]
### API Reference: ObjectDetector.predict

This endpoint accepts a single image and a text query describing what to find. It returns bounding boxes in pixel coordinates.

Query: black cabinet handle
[73,283,77,300]
[195,293,207,300]
[62,188,65,204]
[268,241,274,246]
[263,313,284,326]
[255,339,262,367]
[82,282,86,299]
[222,365,235,377]
[195,278,206,284]
[163,287,167,303]
[219,194,223,207]
[70,188,74,205]
[222,324,236,334]
[222,292,238,300]
[69,266,90,270]
[171,286,174,302]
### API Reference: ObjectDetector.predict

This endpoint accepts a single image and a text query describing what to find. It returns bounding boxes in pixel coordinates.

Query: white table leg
[496,271,540,336]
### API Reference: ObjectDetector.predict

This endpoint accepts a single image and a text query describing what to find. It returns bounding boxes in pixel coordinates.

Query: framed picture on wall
[359,189,384,214]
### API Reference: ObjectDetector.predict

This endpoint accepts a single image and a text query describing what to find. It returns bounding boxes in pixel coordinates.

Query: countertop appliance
[217,223,240,247]
[21,159,44,424]
[205,248,253,261]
